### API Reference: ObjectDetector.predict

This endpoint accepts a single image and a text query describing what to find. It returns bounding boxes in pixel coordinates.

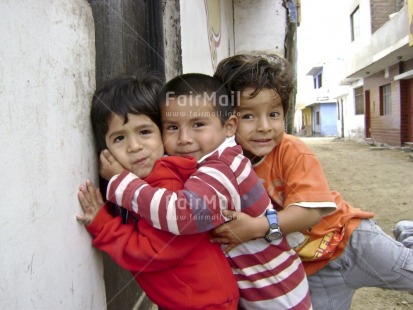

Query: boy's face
[105,113,164,179]
[161,96,237,160]
[235,88,284,160]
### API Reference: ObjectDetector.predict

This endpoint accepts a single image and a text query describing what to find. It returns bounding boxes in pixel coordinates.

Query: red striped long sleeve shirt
[106,141,312,309]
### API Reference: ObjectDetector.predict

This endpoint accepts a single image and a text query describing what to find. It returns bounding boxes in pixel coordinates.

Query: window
[313,72,322,89]
[316,111,320,125]
[350,6,360,42]
[380,84,392,115]
[354,86,364,115]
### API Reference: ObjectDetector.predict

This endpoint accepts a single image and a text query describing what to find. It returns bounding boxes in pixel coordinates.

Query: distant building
[340,0,413,146]
[298,0,413,146]
[297,64,338,137]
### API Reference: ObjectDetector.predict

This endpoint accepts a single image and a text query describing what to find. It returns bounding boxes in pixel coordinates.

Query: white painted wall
[216,1,236,67]
[181,0,213,73]
[180,0,234,74]
[340,81,366,141]
[347,0,372,41]
[180,0,287,75]
[0,1,106,309]
[234,0,286,55]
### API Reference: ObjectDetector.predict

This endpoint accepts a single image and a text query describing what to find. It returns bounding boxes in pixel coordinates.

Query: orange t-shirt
[254,134,374,275]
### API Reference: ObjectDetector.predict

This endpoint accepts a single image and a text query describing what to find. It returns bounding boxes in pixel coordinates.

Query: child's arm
[210,206,324,252]
[77,180,206,272]
[106,150,271,235]
[209,210,268,252]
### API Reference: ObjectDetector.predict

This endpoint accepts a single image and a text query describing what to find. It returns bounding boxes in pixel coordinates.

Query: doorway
[88,0,165,309]
[365,90,371,138]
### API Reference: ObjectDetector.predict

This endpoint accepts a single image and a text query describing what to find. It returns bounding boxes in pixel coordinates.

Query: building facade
[340,0,412,146]
[297,0,413,146]
[301,63,339,136]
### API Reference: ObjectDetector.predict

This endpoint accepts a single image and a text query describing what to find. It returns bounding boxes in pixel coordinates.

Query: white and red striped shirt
[107,137,312,309]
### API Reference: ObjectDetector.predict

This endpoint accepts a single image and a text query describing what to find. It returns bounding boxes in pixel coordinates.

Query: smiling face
[105,113,164,178]
[235,88,285,163]
[161,96,237,160]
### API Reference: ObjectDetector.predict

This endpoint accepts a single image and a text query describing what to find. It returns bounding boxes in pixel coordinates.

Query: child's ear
[225,115,238,137]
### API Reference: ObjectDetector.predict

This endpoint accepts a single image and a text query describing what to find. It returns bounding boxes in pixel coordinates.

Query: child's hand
[210,210,269,253]
[77,179,105,225]
[99,149,125,180]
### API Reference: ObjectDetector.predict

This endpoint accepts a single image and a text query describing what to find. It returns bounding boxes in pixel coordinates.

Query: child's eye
[241,114,254,120]
[269,111,280,118]
[193,122,205,128]
[140,130,152,135]
[165,125,178,131]
[113,135,124,143]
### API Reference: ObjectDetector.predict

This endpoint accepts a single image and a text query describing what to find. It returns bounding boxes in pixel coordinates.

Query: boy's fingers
[78,182,98,207]
[210,236,231,244]
[79,184,87,193]
[211,223,228,235]
[76,214,91,225]
[102,149,115,164]
[222,209,238,221]
[85,180,98,202]
[221,209,231,218]
[78,191,89,209]
[86,179,95,191]
[223,244,237,254]
[100,151,109,164]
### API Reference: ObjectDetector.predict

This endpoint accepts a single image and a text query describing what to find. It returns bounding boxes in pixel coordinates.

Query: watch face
[265,209,281,242]
[267,231,282,240]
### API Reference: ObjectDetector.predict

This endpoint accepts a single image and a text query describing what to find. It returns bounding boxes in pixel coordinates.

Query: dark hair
[157,73,234,124]
[90,72,163,153]
[213,54,294,116]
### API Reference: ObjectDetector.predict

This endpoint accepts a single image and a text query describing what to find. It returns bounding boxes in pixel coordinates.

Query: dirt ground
[302,137,413,310]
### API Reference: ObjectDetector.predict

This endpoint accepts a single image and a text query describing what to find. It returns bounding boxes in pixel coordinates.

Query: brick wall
[370,0,399,33]
[364,63,402,146]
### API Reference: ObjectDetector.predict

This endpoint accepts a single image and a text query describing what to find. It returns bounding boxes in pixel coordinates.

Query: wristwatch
[264,209,283,242]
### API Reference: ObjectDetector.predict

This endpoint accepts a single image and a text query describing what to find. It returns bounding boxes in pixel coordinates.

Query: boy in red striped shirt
[77,73,239,310]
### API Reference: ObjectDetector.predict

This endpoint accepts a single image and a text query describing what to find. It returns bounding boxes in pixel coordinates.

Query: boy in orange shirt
[212,54,413,310]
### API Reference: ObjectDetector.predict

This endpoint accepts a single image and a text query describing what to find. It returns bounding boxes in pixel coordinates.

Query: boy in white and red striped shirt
[104,73,312,309]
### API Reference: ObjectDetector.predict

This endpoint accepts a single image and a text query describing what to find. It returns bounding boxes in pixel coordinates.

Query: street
[303,137,413,310]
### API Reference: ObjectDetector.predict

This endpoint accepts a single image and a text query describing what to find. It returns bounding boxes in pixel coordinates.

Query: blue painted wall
[320,102,337,136]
